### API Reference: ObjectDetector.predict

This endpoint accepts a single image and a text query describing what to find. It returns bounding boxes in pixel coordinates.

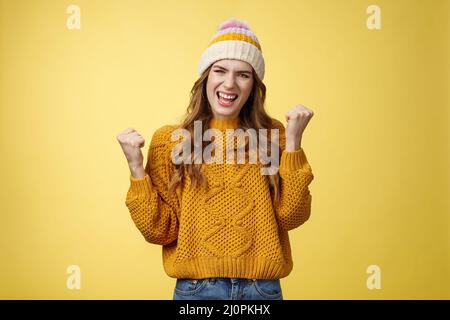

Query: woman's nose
[223,74,236,88]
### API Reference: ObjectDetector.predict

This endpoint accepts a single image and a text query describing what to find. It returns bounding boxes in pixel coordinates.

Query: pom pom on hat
[198,18,265,80]
[218,18,251,31]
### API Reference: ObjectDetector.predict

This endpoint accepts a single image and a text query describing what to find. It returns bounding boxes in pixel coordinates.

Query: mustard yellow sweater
[125,117,314,279]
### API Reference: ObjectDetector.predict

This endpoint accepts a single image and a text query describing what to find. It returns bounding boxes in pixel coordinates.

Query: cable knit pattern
[125,118,314,279]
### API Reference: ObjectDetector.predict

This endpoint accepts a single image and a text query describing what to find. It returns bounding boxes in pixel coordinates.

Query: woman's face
[206,59,254,120]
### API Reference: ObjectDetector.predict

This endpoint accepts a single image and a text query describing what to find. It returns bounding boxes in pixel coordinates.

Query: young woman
[117,18,314,300]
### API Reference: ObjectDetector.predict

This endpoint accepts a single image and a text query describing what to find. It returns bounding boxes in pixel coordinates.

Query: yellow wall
[0,0,448,299]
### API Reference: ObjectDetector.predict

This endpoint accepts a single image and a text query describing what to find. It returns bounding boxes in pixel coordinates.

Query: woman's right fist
[116,128,145,166]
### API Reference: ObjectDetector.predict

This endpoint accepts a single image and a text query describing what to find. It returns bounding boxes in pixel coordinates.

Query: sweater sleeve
[272,119,314,231]
[125,125,180,245]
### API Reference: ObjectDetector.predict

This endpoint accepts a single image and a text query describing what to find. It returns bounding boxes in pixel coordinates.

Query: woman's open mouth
[216,91,238,107]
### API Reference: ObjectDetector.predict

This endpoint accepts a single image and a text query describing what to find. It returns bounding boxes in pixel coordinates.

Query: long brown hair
[167,64,282,207]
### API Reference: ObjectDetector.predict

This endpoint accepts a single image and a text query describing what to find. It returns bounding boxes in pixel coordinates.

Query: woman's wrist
[285,135,302,152]
[129,163,145,179]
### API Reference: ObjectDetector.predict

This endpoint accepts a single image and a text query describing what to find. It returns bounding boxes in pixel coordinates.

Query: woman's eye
[214,70,249,78]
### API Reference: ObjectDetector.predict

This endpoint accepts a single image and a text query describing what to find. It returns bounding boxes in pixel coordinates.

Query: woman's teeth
[218,92,237,100]
[217,92,238,107]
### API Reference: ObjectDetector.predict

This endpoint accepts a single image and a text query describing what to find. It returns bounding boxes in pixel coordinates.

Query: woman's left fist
[285,104,314,150]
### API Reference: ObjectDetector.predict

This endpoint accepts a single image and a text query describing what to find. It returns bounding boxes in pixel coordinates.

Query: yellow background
[0,0,448,299]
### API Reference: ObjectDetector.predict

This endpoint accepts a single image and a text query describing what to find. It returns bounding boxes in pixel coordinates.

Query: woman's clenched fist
[116,128,145,168]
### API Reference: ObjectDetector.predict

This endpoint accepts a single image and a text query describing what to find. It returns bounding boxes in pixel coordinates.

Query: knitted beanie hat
[198,18,265,81]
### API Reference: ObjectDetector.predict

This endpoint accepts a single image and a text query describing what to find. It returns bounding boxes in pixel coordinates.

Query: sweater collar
[209,117,240,130]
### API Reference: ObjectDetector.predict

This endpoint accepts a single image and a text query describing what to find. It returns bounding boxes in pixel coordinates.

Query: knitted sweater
[125,117,314,279]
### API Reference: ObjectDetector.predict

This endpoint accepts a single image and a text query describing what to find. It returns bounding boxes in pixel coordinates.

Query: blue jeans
[173,278,283,300]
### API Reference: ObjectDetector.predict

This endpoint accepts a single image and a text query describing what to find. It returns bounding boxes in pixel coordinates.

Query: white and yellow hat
[198,18,265,81]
